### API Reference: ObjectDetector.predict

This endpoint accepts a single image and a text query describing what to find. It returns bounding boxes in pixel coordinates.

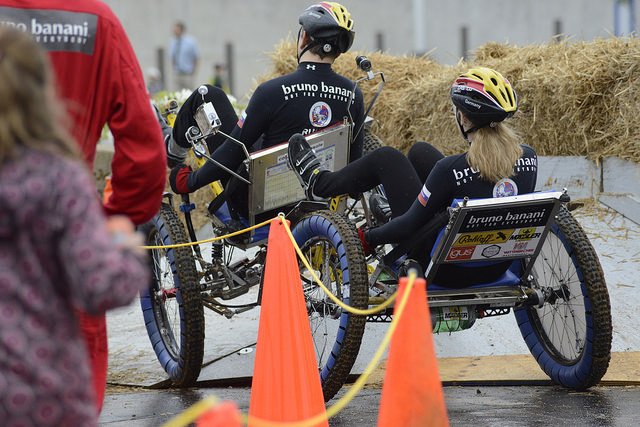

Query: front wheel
[139,202,204,386]
[291,210,368,401]
[515,207,612,389]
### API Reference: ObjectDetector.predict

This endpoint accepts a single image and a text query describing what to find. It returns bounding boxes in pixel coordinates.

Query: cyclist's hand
[169,163,193,194]
[357,226,375,256]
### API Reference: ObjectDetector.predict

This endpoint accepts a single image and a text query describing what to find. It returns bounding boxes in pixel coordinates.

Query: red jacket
[0,0,167,224]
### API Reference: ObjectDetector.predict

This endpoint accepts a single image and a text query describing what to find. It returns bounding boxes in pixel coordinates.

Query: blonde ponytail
[467,123,522,183]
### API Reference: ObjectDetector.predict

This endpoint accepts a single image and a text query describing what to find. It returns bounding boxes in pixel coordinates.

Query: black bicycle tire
[363,129,384,154]
[291,210,368,401]
[139,202,205,386]
[515,206,612,389]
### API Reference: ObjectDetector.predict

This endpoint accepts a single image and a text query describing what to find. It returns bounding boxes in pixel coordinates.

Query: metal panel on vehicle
[247,122,351,222]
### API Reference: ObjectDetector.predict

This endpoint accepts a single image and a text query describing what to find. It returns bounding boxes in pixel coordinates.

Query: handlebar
[348,55,385,141]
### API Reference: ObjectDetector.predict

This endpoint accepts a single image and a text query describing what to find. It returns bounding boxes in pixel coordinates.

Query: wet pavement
[99,384,640,426]
[99,198,640,426]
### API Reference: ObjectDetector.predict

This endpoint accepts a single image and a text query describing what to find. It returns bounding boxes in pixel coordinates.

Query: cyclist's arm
[187,85,274,190]
[367,162,451,246]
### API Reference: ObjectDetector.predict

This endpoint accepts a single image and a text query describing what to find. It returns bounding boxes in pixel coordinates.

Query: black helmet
[450,67,518,127]
[299,2,355,54]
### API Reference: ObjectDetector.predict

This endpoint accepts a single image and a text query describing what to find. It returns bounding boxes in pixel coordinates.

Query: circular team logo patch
[493,178,518,198]
[309,101,332,127]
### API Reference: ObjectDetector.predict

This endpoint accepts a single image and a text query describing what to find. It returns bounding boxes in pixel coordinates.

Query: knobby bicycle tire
[292,210,368,401]
[139,203,205,386]
[514,206,612,389]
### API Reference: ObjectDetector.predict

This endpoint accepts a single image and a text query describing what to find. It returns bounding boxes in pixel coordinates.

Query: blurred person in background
[169,21,199,91]
[146,66,165,97]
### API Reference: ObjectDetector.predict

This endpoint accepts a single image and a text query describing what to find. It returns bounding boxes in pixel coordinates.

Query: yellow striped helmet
[299,2,355,54]
[450,67,518,126]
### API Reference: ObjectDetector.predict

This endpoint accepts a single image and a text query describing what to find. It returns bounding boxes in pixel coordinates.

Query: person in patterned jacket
[0,0,167,412]
[0,27,150,426]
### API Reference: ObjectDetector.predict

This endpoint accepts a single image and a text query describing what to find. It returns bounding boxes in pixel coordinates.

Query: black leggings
[313,142,444,217]
[407,141,446,183]
[313,146,421,217]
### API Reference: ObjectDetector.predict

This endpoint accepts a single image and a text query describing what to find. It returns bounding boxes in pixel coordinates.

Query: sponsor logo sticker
[493,178,518,197]
[446,246,475,261]
[309,101,332,127]
[442,306,469,321]
[454,230,514,246]
[508,228,542,241]
[513,241,528,251]
[481,244,501,258]
[0,7,98,54]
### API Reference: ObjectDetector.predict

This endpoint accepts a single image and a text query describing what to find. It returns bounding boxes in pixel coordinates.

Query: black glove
[165,134,188,168]
[169,164,193,194]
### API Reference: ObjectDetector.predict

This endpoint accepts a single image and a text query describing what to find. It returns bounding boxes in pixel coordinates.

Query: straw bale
[186,36,640,233]
[260,37,640,163]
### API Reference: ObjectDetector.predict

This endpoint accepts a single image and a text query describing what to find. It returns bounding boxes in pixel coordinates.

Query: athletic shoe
[369,193,392,225]
[287,133,327,201]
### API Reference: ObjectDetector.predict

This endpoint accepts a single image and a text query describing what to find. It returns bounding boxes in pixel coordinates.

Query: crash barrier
[161,218,449,426]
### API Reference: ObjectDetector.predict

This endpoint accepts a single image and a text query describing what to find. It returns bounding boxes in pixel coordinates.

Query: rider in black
[167,2,364,219]
[289,67,538,284]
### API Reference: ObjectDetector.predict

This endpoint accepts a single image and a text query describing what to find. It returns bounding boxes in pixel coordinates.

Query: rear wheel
[139,202,204,386]
[364,129,384,154]
[291,210,368,401]
[515,207,612,389]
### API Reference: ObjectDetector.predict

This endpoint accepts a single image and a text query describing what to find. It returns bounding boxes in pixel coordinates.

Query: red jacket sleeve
[37,2,167,225]
[98,13,166,225]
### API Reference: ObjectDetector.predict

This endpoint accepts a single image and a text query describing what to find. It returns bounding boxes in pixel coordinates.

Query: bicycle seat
[427,261,521,291]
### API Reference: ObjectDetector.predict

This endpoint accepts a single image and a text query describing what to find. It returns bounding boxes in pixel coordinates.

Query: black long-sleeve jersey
[368,145,538,246]
[187,62,365,191]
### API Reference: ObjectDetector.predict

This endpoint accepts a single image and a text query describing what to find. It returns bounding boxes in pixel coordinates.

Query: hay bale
[259,36,640,163]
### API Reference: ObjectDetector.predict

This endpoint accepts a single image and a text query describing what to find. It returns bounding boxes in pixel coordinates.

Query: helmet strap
[296,27,304,64]
[456,112,491,143]
[297,28,336,63]
[455,109,471,142]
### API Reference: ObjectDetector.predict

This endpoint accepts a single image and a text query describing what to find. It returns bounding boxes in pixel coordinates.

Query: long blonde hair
[467,122,522,183]
[0,26,78,164]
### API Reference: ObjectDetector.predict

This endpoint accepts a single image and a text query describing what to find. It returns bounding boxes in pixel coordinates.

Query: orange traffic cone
[196,400,242,427]
[248,218,328,427]
[377,277,449,427]
[102,176,113,203]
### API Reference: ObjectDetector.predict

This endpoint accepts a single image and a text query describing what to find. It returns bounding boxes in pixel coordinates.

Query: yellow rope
[161,272,417,427]
[278,214,399,316]
[143,212,397,316]
[142,218,274,249]
[161,395,220,427]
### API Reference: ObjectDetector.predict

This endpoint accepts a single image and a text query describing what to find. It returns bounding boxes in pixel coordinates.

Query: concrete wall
[100,0,634,101]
